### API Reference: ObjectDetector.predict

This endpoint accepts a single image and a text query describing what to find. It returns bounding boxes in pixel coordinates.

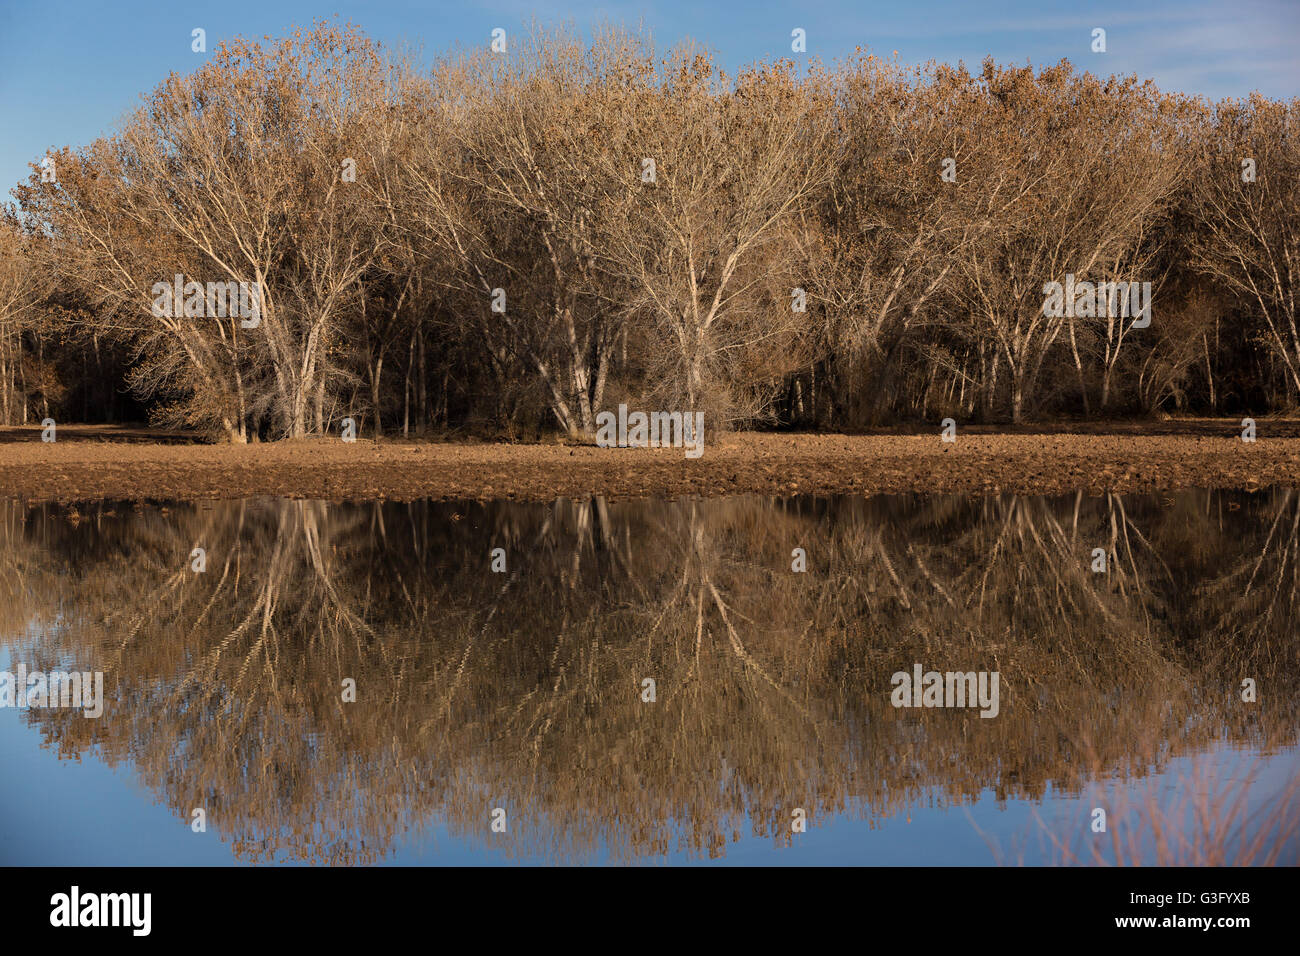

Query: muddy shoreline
[0,423,1297,504]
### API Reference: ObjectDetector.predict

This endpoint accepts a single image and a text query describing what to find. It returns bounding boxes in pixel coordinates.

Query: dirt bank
[0,422,1297,503]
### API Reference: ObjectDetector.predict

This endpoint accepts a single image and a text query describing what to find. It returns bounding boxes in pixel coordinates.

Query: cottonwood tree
[1190,96,1300,398]
[805,58,987,426]
[19,24,395,440]
[130,24,393,438]
[13,142,248,435]
[949,62,1182,422]
[595,49,834,425]
[0,215,52,424]
[390,30,641,437]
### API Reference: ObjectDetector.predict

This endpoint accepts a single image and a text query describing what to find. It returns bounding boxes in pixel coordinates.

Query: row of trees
[2,23,1298,439]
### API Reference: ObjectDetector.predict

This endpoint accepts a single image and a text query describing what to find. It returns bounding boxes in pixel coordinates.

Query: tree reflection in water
[1,491,1296,864]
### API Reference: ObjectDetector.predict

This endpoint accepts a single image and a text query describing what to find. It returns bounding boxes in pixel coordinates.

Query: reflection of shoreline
[1,491,1297,864]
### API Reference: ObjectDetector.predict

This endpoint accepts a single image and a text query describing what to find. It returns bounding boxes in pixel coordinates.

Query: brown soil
[0,421,1297,503]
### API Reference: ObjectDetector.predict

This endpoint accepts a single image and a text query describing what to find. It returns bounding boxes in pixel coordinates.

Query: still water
[1,491,1297,865]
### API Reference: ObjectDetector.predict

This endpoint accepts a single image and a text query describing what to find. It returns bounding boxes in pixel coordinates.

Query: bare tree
[1190,96,1300,399]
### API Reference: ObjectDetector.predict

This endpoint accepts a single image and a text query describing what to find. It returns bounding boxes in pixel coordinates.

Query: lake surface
[1,491,1297,865]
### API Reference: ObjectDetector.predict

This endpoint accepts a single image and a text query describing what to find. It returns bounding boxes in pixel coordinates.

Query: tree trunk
[403,330,413,439]
[314,377,325,436]
[371,353,384,439]
[417,330,427,435]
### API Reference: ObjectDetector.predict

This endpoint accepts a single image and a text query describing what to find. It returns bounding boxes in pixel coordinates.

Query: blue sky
[1,0,1297,199]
